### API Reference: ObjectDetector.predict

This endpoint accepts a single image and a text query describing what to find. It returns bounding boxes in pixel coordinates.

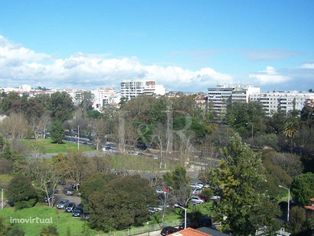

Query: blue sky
[0,0,313,91]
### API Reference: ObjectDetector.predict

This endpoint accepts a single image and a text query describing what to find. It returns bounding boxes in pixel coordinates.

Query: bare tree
[26,159,60,207]
[90,118,107,151]
[0,113,29,139]
[54,152,92,190]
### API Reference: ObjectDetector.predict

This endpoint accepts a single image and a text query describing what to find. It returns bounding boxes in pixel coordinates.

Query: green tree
[210,134,280,235]
[87,175,156,231]
[80,173,114,211]
[50,121,64,144]
[225,102,266,139]
[79,91,94,117]
[0,92,23,114]
[0,217,9,236]
[49,92,74,122]
[7,175,38,209]
[7,225,25,236]
[163,166,191,206]
[40,225,59,236]
[289,206,306,235]
[291,172,314,205]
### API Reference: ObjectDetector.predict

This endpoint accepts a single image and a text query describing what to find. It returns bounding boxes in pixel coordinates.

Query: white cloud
[301,63,314,69]
[0,35,232,90]
[0,35,50,64]
[249,66,290,85]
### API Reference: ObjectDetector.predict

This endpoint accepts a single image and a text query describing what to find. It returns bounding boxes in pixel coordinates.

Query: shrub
[7,175,38,209]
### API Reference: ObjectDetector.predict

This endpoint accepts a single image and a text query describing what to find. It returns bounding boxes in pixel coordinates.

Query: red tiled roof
[170,227,211,236]
[305,205,314,211]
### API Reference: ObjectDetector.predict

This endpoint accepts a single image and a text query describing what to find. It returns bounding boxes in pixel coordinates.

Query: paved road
[28,151,99,159]
[136,230,161,236]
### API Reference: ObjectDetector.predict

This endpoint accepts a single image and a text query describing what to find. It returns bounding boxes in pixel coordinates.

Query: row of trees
[225,101,314,172]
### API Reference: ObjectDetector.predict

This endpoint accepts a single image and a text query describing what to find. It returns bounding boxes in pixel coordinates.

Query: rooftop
[170,227,211,236]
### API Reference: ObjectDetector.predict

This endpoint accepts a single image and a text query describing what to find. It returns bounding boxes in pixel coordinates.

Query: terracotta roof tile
[170,227,211,236]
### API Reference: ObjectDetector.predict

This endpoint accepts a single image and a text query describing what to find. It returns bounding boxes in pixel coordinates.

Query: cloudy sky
[0,0,313,92]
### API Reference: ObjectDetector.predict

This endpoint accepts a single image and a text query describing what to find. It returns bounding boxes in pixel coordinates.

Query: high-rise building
[208,85,260,117]
[250,91,314,116]
[120,80,165,100]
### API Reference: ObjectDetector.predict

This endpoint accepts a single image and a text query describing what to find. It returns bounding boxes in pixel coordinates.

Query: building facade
[120,80,165,100]
[250,91,314,116]
[91,88,119,111]
[208,85,260,118]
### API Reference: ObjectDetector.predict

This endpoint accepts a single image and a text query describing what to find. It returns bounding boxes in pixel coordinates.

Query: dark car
[160,226,179,236]
[72,207,83,217]
[65,202,76,213]
[56,199,70,209]
[136,141,149,150]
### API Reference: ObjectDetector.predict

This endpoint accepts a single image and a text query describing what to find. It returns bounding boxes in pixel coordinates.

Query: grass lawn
[0,205,183,236]
[104,154,178,172]
[189,202,214,216]
[0,204,98,236]
[22,138,93,154]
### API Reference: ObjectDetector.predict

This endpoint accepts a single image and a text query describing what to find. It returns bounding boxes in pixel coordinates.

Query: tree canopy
[209,134,280,235]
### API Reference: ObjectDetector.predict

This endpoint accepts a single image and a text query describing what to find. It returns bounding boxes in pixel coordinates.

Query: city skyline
[0,0,313,91]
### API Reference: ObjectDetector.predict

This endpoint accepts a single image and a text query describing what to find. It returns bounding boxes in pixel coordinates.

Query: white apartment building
[208,85,260,117]
[65,89,86,106]
[250,91,314,116]
[120,80,165,100]
[91,88,119,111]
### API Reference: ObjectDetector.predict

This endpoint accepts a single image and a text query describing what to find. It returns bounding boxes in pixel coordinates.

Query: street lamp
[279,185,290,222]
[174,204,187,229]
[1,188,3,209]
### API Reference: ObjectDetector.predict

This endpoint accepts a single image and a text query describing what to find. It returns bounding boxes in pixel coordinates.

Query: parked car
[192,188,202,195]
[72,207,83,217]
[44,195,55,204]
[56,199,70,209]
[148,206,162,214]
[65,202,76,213]
[64,186,74,196]
[210,195,221,200]
[190,196,204,205]
[102,142,117,152]
[191,182,204,189]
[160,226,179,235]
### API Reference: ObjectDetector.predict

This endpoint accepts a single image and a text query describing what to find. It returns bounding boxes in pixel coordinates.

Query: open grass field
[0,204,98,236]
[22,138,94,154]
[0,205,183,236]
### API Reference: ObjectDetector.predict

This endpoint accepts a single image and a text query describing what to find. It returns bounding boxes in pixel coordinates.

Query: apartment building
[120,80,165,100]
[250,91,314,116]
[91,88,119,111]
[208,85,260,117]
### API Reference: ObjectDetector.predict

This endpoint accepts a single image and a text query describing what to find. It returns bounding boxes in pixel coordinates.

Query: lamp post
[77,125,80,151]
[174,204,187,229]
[1,188,3,209]
[279,185,290,222]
